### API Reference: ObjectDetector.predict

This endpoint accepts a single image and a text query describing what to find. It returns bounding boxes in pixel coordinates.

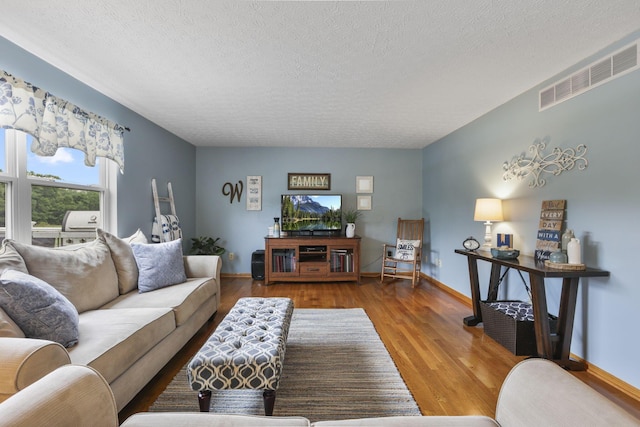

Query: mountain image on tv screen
[281,195,342,231]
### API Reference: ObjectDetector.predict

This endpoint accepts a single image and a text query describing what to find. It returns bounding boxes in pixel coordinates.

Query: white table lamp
[474,198,503,251]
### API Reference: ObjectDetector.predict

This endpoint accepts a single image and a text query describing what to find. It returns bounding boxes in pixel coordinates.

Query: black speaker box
[251,250,265,280]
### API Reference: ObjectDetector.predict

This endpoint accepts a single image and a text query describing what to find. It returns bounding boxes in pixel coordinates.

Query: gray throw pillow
[131,239,187,293]
[0,269,79,348]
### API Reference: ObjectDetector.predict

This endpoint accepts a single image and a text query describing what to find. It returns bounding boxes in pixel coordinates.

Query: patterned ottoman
[187,297,294,415]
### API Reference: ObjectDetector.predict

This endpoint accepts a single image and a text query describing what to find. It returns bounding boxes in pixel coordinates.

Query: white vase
[567,238,581,264]
[346,223,356,238]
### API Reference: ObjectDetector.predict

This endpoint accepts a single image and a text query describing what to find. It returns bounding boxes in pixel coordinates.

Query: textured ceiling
[1,1,639,149]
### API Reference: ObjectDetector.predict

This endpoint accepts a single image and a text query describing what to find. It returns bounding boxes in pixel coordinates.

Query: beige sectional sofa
[0,358,637,426]
[0,230,221,411]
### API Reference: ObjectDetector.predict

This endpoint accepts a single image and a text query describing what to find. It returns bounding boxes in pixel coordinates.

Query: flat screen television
[281,194,342,236]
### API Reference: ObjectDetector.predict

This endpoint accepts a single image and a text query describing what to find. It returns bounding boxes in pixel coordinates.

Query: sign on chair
[396,239,420,261]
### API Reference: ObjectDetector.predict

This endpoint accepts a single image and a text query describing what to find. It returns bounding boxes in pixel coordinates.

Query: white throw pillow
[131,239,187,293]
[395,239,421,261]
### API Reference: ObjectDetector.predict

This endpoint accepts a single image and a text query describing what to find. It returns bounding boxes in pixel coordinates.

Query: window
[0,129,117,247]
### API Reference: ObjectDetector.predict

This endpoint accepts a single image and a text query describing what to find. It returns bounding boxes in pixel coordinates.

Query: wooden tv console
[264,235,361,285]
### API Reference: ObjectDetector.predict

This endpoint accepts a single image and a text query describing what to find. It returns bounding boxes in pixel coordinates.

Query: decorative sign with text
[287,173,331,190]
[395,239,420,261]
[535,200,566,261]
[246,175,262,211]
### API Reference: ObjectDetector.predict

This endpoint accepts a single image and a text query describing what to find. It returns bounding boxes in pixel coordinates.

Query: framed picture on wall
[356,176,373,193]
[357,195,372,210]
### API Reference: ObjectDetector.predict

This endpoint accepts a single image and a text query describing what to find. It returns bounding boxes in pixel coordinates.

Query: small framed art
[357,195,372,210]
[356,176,373,193]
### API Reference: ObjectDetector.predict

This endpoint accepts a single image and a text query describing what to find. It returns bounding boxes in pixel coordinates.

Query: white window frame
[0,129,117,244]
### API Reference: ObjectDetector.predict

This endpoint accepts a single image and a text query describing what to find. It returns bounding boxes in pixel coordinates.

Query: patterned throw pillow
[395,239,421,261]
[0,270,79,347]
[131,239,187,293]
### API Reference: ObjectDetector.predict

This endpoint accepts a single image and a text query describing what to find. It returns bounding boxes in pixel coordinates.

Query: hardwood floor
[119,275,640,423]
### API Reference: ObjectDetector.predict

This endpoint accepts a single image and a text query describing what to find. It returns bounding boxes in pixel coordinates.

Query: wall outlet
[387,250,393,257]
[228,252,235,261]
[435,258,443,267]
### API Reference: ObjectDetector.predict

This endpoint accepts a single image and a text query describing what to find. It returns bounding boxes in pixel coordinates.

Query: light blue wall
[423,30,640,389]
[195,147,422,274]
[0,36,196,241]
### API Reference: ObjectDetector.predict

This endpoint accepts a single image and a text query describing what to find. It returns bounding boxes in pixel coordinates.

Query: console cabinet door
[267,244,298,278]
[328,244,359,280]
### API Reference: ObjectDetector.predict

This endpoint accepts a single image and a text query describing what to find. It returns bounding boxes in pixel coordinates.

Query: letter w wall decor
[222,180,243,203]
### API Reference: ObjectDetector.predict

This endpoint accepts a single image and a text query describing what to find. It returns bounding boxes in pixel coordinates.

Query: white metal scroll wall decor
[502,137,588,188]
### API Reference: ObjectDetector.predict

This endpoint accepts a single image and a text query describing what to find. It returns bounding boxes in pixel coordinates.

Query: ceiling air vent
[590,58,612,85]
[613,45,637,75]
[539,40,638,111]
[555,77,571,101]
[571,69,590,93]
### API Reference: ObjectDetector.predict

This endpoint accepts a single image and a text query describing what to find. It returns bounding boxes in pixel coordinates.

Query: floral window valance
[0,69,125,173]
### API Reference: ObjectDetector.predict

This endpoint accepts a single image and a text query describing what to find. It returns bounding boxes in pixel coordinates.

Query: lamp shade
[474,198,503,222]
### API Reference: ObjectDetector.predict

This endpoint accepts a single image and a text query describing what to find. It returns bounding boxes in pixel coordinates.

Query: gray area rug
[150,308,421,422]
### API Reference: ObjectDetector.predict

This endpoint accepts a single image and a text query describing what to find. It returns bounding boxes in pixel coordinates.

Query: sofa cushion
[0,241,28,275]
[101,277,216,326]
[131,239,187,293]
[0,270,79,347]
[6,238,119,313]
[68,308,175,383]
[0,307,25,338]
[98,228,148,294]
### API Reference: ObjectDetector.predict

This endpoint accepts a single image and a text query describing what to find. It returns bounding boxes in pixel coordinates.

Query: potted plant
[343,209,361,238]
[189,236,226,255]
